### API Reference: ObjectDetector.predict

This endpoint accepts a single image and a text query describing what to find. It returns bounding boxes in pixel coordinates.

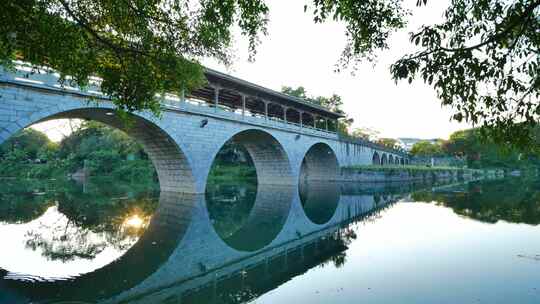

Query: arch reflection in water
[206,182,294,252]
[121,183,401,304]
[299,182,340,225]
[0,177,159,279]
[0,190,196,303]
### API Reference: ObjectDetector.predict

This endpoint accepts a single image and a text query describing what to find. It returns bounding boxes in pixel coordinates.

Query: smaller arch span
[210,129,293,186]
[381,153,388,165]
[299,142,339,183]
[372,152,381,165]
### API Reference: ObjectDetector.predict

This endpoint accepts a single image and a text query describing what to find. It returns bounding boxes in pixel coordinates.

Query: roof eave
[204,68,345,119]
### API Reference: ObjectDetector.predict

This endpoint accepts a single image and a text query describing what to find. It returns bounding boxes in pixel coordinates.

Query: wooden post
[214,87,220,112]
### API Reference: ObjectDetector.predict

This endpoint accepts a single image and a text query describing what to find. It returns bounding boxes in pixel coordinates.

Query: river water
[0,177,539,303]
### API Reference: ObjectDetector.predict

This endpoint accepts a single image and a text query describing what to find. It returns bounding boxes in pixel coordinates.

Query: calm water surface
[0,177,539,303]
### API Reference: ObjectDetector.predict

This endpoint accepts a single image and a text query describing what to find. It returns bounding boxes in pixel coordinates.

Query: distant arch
[381,153,388,165]
[389,155,394,165]
[372,152,381,165]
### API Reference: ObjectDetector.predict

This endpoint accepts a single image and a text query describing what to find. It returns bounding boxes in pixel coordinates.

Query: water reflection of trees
[0,179,57,224]
[412,178,540,225]
[0,177,159,261]
[206,182,257,239]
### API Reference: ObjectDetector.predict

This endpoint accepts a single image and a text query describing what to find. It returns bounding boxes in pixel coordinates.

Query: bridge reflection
[0,181,413,303]
[299,182,340,225]
[207,183,294,252]
[0,190,196,302]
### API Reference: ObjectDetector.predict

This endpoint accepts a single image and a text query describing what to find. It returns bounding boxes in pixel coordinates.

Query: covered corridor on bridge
[181,69,344,133]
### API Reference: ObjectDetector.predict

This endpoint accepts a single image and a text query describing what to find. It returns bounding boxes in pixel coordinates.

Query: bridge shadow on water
[0,177,468,304]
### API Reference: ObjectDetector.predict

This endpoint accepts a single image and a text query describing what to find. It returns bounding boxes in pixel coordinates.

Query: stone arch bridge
[0,64,409,193]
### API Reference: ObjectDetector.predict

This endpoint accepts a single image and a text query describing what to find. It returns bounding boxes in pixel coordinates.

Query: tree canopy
[1,0,538,148]
[377,137,400,149]
[351,126,380,141]
[281,85,354,133]
[409,127,540,169]
[0,0,269,114]
[410,140,445,157]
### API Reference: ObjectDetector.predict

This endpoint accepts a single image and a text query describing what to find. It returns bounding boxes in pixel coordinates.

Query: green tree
[306,0,540,149]
[0,0,269,114]
[0,128,54,160]
[281,86,354,134]
[281,86,309,100]
[410,140,445,157]
[444,128,540,169]
[351,127,380,141]
[57,121,155,178]
[377,138,399,149]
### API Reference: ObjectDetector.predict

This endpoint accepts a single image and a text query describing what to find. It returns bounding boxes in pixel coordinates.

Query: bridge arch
[372,152,381,165]
[299,142,339,183]
[389,155,394,164]
[207,129,293,187]
[1,106,196,193]
[381,153,388,165]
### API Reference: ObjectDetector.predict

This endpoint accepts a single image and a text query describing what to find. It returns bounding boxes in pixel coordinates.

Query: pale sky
[34,0,470,142]
[202,0,470,139]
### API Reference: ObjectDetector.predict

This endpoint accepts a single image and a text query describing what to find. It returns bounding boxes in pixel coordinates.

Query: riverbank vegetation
[412,178,540,225]
[0,121,157,182]
[410,127,540,171]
